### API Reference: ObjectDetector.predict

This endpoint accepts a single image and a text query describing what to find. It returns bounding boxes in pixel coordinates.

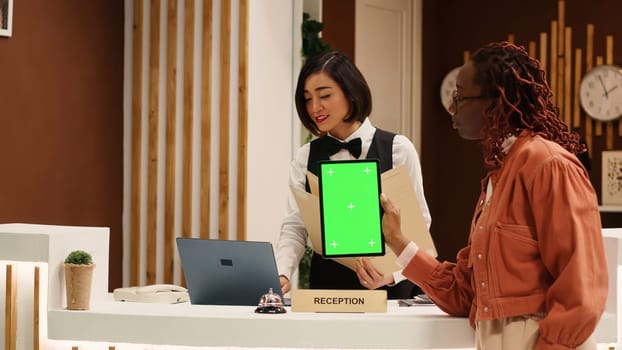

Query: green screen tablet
[318,159,385,258]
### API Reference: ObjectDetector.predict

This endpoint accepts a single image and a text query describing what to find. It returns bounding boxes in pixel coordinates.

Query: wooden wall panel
[126,0,247,285]
[237,0,248,241]
[420,0,622,262]
[218,0,231,240]
[4,265,16,350]
[164,0,179,284]
[182,0,196,242]
[130,0,144,286]
[0,0,124,292]
[147,0,161,285]
[200,0,214,239]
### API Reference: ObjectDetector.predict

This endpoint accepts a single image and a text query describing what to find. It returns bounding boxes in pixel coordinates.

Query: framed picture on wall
[602,151,622,205]
[0,0,13,37]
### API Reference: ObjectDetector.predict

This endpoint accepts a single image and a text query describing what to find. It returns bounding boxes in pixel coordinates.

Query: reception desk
[0,223,619,349]
[49,297,474,348]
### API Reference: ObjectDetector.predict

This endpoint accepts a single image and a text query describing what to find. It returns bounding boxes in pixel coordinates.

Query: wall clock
[579,64,622,122]
[440,67,461,114]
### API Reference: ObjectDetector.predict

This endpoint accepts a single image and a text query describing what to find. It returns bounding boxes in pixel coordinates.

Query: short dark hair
[295,51,372,136]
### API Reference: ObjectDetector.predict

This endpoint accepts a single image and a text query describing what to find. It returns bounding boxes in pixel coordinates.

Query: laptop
[176,237,284,306]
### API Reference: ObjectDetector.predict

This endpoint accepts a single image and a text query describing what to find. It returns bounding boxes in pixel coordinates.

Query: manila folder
[290,165,436,275]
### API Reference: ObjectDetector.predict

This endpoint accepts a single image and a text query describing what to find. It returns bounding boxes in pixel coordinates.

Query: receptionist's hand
[279,275,291,294]
[356,258,394,290]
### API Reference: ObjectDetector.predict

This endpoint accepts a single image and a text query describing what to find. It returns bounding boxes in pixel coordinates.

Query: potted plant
[64,249,95,310]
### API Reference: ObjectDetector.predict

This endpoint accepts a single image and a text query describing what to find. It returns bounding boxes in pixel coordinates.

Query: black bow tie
[324,137,362,158]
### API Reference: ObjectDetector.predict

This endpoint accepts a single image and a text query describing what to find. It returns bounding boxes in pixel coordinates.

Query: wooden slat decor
[34,266,41,350]
[130,0,144,287]
[147,0,161,285]
[237,0,248,241]
[586,23,594,156]
[182,0,195,242]
[556,2,565,119]
[528,41,536,58]
[219,0,231,240]
[0,265,43,349]
[551,24,567,122]
[606,35,615,148]
[126,0,248,285]
[455,0,622,165]
[573,48,582,128]
[596,55,604,137]
[4,264,16,350]
[539,32,548,73]
[557,0,565,54]
[563,27,571,127]
[164,0,178,284]
[179,0,196,287]
[550,20,558,105]
[200,0,214,240]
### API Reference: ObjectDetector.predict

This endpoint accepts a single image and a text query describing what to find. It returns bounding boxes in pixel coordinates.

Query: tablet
[318,159,385,258]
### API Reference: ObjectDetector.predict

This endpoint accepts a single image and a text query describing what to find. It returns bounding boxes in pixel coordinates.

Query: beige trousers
[475,314,596,350]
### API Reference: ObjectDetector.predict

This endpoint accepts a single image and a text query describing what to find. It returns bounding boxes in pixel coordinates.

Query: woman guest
[373,41,608,349]
[276,51,431,299]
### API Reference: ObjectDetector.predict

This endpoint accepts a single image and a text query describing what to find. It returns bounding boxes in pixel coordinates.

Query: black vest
[305,129,421,299]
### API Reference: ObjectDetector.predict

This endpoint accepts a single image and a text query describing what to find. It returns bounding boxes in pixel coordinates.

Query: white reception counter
[0,224,619,349]
[49,297,475,348]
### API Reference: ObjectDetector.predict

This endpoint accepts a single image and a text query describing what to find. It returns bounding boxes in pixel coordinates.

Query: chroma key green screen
[318,160,385,258]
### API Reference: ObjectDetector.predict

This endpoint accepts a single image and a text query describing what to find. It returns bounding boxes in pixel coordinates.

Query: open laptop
[176,237,284,306]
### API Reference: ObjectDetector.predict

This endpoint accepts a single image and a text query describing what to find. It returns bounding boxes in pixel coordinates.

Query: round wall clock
[579,64,622,122]
[440,67,461,114]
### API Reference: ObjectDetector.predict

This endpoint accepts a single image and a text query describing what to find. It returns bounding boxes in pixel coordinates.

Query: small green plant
[64,250,93,265]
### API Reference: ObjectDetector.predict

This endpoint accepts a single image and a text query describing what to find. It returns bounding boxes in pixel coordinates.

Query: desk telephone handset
[136,284,187,294]
[113,284,189,304]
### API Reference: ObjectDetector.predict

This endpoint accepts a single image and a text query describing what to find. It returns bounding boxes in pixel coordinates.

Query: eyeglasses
[451,90,485,114]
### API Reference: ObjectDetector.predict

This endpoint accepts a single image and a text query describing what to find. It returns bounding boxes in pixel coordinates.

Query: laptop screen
[176,237,284,306]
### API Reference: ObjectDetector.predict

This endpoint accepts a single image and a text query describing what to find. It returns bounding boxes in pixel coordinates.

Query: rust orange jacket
[403,133,608,349]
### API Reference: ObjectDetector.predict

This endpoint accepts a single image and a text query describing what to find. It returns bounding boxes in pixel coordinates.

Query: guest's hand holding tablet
[318,159,385,258]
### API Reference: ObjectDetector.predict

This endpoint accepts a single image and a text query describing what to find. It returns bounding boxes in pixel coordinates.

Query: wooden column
[200,0,214,240]
[130,0,144,286]
[182,0,196,242]
[164,0,179,284]
[563,27,572,127]
[5,264,16,350]
[219,0,232,240]
[34,266,41,350]
[573,48,582,128]
[550,21,558,104]
[237,0,249,240]
[585,24,595,156]
[539,32,548,74]
[606,35,615,149]
[146,0,161,285]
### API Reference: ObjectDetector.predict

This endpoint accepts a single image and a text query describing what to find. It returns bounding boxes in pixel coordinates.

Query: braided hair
[470,41,585,170]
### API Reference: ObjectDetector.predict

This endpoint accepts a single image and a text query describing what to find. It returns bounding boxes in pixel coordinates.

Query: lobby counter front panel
[49,297,475,348]
[1,224,618,349]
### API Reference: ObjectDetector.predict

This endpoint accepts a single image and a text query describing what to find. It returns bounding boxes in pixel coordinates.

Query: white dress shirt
[275,118,432,285]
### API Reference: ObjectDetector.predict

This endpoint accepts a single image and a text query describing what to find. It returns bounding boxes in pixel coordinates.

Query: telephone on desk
[113,284,189,304]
